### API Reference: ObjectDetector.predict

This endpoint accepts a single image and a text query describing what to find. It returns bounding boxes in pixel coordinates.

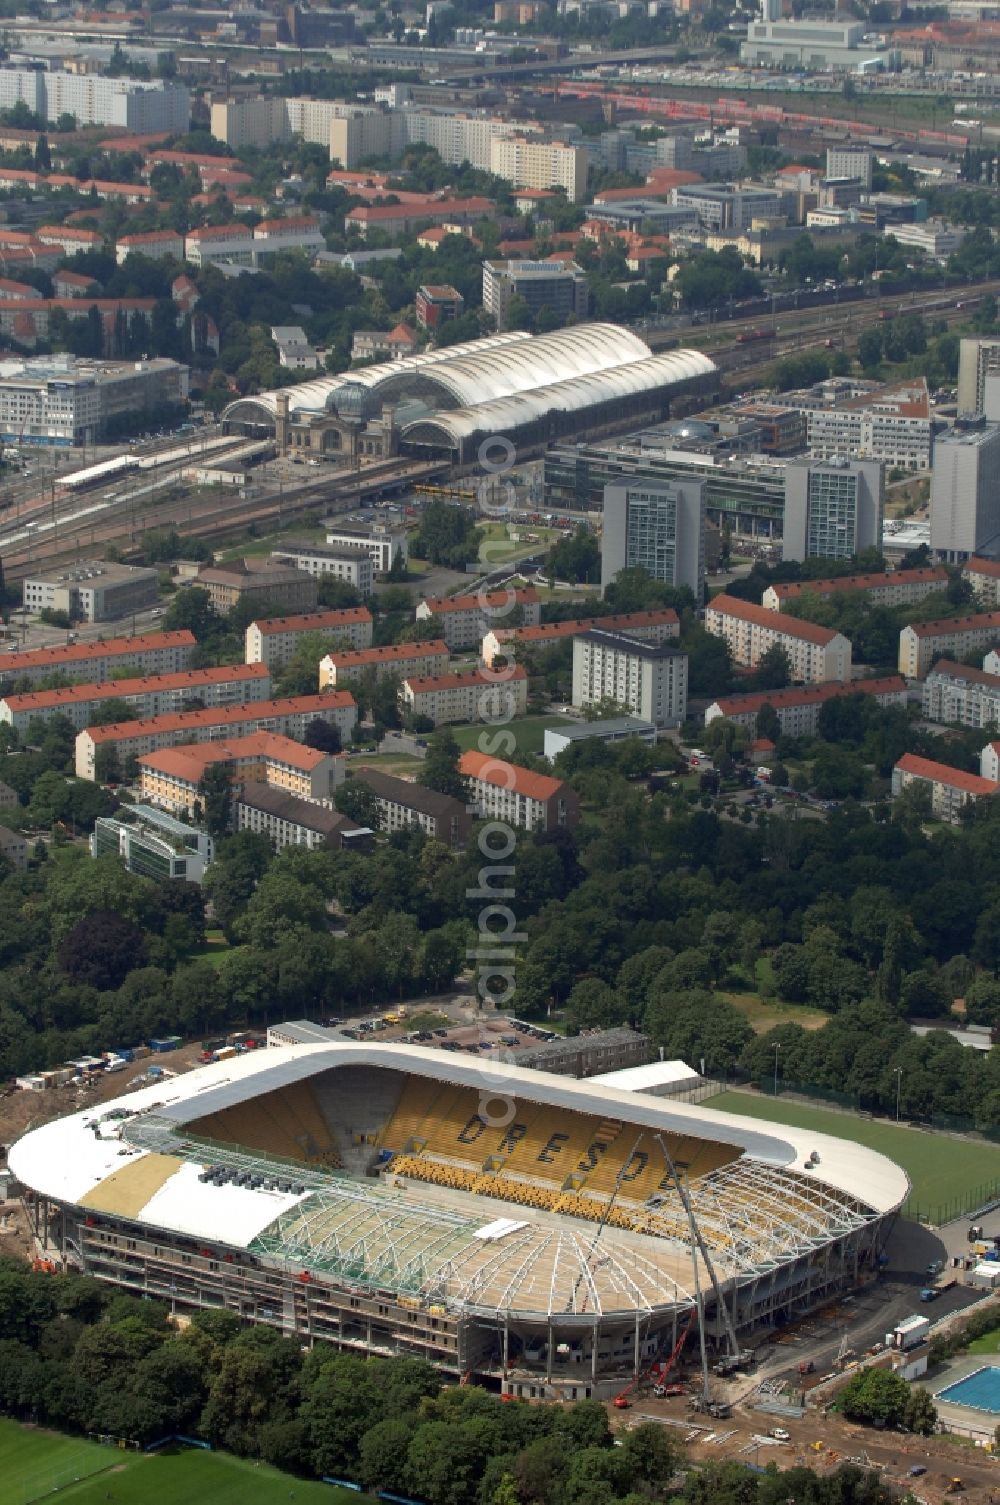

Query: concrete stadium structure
[221,326,719,466]
[10,1044,907,1401]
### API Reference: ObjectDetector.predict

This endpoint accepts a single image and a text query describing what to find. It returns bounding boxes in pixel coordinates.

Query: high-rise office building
[601,479,706,598]
[825,147,873,189]
[481,260,589,329]
[930,420,1000,562]
[782,457,884,563]
[958,337,1000,418]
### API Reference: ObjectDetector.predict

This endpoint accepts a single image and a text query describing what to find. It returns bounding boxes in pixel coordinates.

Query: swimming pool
[936,1366,1000,1413]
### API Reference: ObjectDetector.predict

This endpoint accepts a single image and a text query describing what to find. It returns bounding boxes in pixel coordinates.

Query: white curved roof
[224,324,653,421]
[402,348,718,446]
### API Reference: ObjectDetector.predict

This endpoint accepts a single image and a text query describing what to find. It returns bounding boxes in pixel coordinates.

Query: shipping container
[148,1036,182,1053]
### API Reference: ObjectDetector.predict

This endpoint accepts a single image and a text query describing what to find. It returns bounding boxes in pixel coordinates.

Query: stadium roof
[9,1044,909,1319]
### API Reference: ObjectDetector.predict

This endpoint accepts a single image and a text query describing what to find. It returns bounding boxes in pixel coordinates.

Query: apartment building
[963,556,1000,608]
[0,663,271,736]
[489,136,587,202]
[415,285,465,330]
[458,749,580,832]
[762,566,948,613]
[705,594,852,683]
[416,588,541,650]
[705,675,908,737]
[481,608,680,668]
[482,260,589,331]
[921,660,1000,728]
[351,768,472,848]
[115,229,184,265]
[826,146,873,188]
[601,479,706,598]
[781,458,884,563]
[0,824,28,873]
[77,691,357,780]
[234,785,369,853]
[930,421,1000,562]
[320,640,450,690]
[245,608,374,671]
[958,336,1000,417]
[91,805,214,884]
[981,741,1000,783]
[138,733,341,814]
[0,630,195,690]
[268,541,373,596]
[401,666,528,726]
[0,68,189,130]
[196,558,319,616]
[324,520,408,575]
[898,611,1000,678]
[22,561,158,623]
[891,751,998,824]
[571,630,688,729]
[345,197,495,242]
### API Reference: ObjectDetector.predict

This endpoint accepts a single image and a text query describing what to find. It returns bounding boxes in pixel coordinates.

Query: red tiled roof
[895,751,998,796]
[323,640,447,667]
[422,588,539,615]
[86,690,354,743]
[1,630,194,674]
[965,557,1000,579]
[707,593,841,646]
[493,608,679,645]
[711,675,906,717]
[251,607,373,636]
[906,610,1000,639]
[138,732,330,780]
[255,214,321,233]
[459,748,565,801]
[185,223,251,242]
[2,663,268,712]
[118,229,182,246]
[768,567,948,601]
[926,659,1000,686]
[406,666,527,693]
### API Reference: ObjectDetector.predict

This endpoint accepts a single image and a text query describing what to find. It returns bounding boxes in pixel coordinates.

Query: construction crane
[652,1133,746,1415]
[613,1306,696,1410]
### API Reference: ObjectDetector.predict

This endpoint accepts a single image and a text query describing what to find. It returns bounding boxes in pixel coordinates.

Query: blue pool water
[936,1366,1000,1413]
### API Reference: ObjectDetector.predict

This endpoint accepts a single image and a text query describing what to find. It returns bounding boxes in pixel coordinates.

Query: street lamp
[773,1041,781,1099]
[894,1066,902,1123]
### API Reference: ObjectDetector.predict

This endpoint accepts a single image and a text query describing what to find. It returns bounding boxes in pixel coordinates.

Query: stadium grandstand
[9,1043,908,1401]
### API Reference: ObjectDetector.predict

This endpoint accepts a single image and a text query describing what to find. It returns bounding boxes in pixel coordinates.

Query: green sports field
[0,1420,372,1505]
[706,1090,1000,1219]
[452,714,573,758]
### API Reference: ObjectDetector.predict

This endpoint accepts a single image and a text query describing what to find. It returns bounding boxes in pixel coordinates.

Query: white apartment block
[245,607,374,672]
[892,751,997,824]
[416,588,541,651]
[802,403,931,471]
[0,68,189,130]
[963,556,1000,608]
[489,136,587,202]
[898,611,1000,678]
[762,566,948,612]
[0,663,271,736]
[0,630,195,690]
[481,608,680,669]
[324,521,408,575]
[401,666,528,726]
[571,630,688,729]
[922,660,1000,728]
[457,749,579,832]
[269,541,374,596]
[705,594,852,684]
[981,741,1000,783]
[320,640,450,690]
[705,675,907,738]
[77,692,357,781]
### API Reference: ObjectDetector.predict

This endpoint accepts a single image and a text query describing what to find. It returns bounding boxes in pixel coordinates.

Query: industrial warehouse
[221,326,719,466]
[9,1042,908,1402]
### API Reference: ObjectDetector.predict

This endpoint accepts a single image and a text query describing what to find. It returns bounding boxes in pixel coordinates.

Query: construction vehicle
[713,1349,756,1377]
[613,1308,696,1409]
[945,1480,964,1495]
[688,1395,732,1419]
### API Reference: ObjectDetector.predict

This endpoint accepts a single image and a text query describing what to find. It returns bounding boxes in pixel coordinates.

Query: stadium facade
[10,1044,908,1400]
[221,326,719,467]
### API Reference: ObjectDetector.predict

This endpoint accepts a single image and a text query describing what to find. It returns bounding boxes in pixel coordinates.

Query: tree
[88,698,138,728]
[302,718,342,754]
[162,586,221,641]
[751,645,792,692]
[56,909,148,990]
[755,702,780,742]
[336,779,381,829]
[197,762,232,839]
[419,727,466,801]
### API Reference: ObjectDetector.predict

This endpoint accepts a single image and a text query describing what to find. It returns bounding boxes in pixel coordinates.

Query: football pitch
[707,1090,1000,1218]
[0,1420,372,1505]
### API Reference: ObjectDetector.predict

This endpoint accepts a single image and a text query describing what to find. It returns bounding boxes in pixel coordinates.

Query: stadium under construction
[9,1044,909,1401]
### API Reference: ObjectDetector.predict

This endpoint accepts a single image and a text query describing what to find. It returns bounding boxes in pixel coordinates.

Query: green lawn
[186,928,234,970]
[705,1091,1000,1216]
[478,522,559,566]
[451,714,573,759]
[0,1421,374,1505]
[220,525,327,560]
[968,1324,1000,1355]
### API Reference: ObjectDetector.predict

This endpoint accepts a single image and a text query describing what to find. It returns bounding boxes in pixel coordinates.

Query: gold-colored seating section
[190,1083,342,1168]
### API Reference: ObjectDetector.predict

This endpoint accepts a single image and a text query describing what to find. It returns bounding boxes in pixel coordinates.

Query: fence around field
[699,1073,1000,1226]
